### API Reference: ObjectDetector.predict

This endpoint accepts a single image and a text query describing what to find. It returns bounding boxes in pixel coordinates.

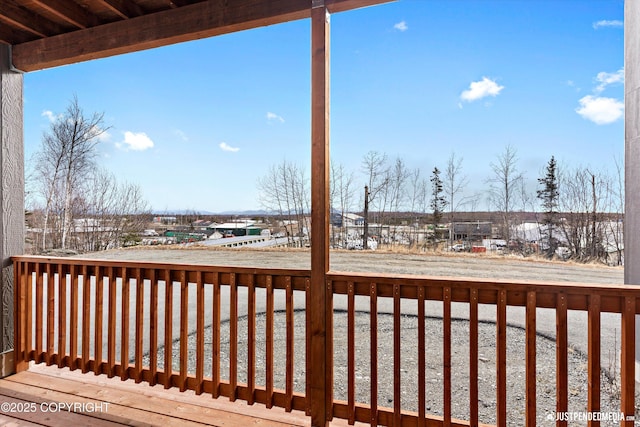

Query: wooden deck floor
[0,363,359,427]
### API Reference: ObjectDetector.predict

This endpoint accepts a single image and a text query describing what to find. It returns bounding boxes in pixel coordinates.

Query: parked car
[450,243,465,252]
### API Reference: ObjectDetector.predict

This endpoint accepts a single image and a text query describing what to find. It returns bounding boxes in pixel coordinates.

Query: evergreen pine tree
[537,156,559,258]
[430,167,447,240]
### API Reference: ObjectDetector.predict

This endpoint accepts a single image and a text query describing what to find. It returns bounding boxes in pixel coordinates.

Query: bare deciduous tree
[31,96,109,250]
[74,169,150,252]
[486,145,523,245]
[361,151,389,245]
[330,161,355,248]
[605,157,624,265]
[558,166,608,262]
[389,157,409,245]
[258,159,310,245]
[444,152,468,245]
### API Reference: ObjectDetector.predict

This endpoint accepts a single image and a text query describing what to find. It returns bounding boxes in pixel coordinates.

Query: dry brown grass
[121,241,622,271]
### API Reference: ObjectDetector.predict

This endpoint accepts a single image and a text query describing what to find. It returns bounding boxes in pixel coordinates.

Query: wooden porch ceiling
[0,0,391,72]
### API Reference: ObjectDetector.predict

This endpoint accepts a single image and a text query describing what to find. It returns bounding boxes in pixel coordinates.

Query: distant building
[208,220,262,237]
[451,221,492,242]
[331,212,364,227]
[192,220,214,230]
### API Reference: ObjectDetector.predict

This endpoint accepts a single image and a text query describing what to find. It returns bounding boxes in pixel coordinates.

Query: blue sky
[24,0,624,213]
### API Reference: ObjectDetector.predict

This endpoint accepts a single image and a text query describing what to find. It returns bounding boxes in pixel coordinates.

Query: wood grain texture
[11,0,392,72]
[310,5,331,426]
[0,44,24,362]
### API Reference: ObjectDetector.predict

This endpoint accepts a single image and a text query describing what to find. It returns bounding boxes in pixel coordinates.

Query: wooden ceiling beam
[12,0,392,72]
[94,0,145,19]
[0,1,63,37]
[29,0,99,29]
[0,31,37,46]
[168,0,193,7]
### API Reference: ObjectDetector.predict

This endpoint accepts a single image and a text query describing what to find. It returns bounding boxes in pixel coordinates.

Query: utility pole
[363,185,369,250]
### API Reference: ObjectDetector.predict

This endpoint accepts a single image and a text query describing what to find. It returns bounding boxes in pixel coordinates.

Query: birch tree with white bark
[32,96,109,250]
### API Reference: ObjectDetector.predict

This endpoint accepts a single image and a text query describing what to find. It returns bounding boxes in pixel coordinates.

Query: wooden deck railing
[12,256,640,426]
[12,256,310,413]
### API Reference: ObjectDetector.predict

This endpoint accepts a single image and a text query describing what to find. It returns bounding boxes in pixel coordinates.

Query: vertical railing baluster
[370,282,378,427]
[621,296,635,427]
[286,276,294,412]
[348,281,356,425]
[82,265,90,373]
[57,263,66,368]
[393,283,401,426]
[13,261,22,369]
[26,262,33,364]
[164,269,173,389]
[417,286,426,427]
[212,272,221,398]
[94,266,103,375]
[556,293,568,427]
[326,278,334,421]
[196,270,205,395]
[46,263,54,365]
[69,264,78,371]
[229,272,238,401]
[469,288,479,427]
[13,260,27,371]
[496,289,507,427]
[179,270,188,392]
[443,287,452,427]
[266,274,274,408]
[135,268,144,383]
[149,269,158,386]
[305,277,311,417]
[247,274,256,404]
[525,291,536,427]
[107,266,116,377]
[121,267,130,381]
[587,294,601,427]
[35,262,43,364]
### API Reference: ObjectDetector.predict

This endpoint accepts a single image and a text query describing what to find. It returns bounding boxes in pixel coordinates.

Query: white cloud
[460,77,504,102]
[219,142,240,152]
[394,21,408,32]
[575,95,623,125]
[118,131,154,151]
[593,20,623,30]
[42,110,59,122]
[594,68,624,93]
[266,112,285,123]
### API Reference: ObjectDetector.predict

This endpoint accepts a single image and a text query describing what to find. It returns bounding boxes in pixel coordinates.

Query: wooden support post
[310,1,331,426]
[0,44,24,377]
[625,0,640,384]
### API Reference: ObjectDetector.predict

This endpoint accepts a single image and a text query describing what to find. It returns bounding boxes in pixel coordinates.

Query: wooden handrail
[13,256,639,427]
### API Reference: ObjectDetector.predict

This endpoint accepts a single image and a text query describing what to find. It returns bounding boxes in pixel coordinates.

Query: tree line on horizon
[258,146,624,264]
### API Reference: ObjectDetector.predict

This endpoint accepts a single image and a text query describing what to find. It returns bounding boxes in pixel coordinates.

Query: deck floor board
[0,364,316,427]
